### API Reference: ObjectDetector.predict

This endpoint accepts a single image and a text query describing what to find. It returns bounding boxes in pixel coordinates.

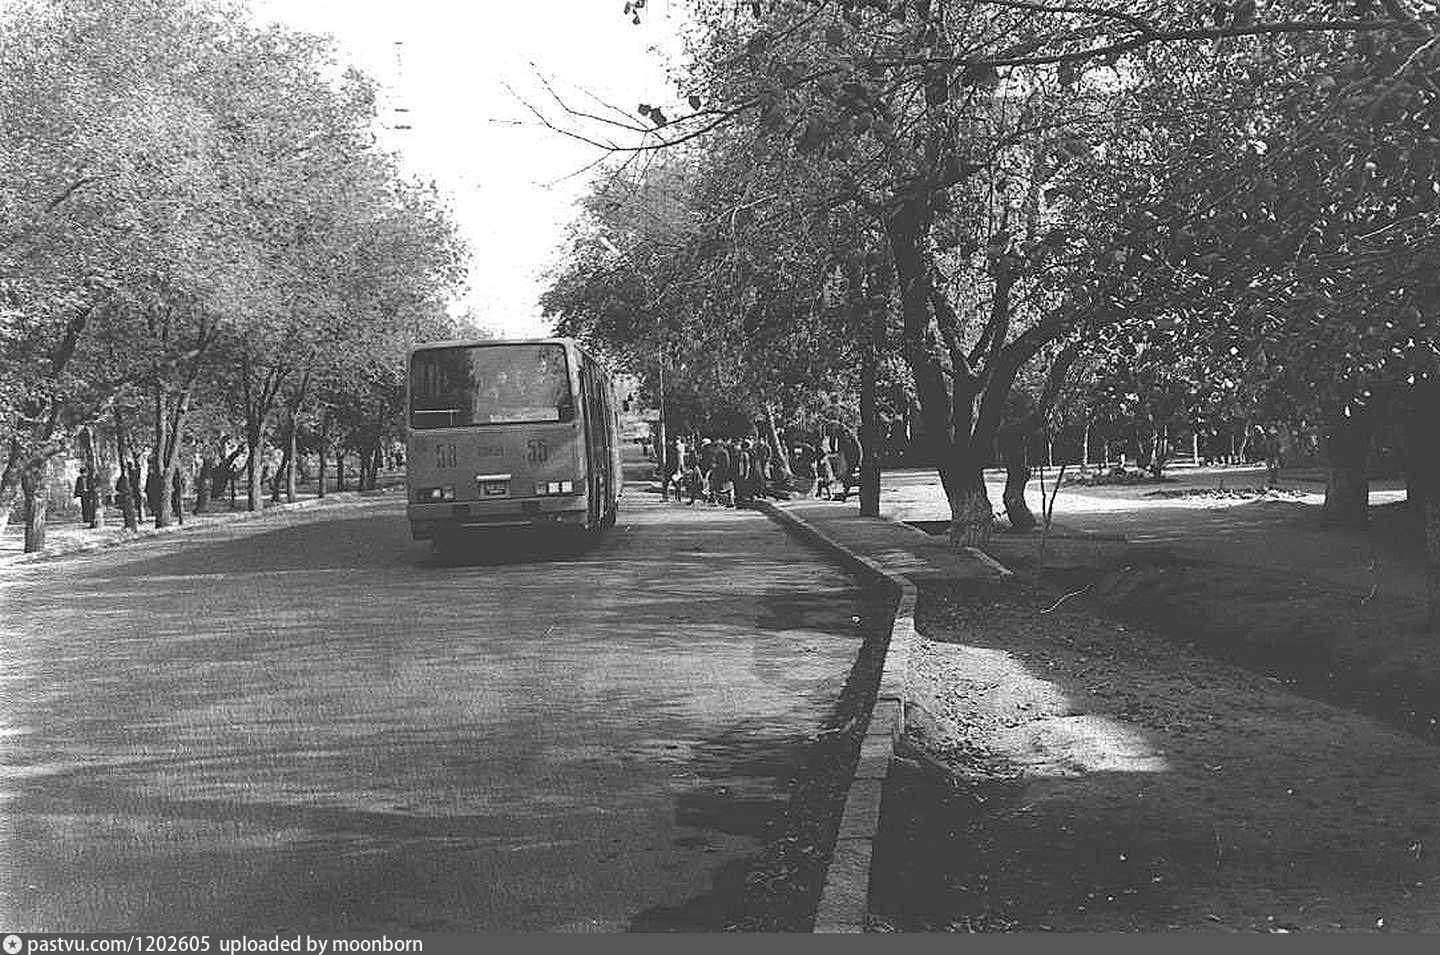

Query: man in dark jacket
[733,439,755,506]
[73,466,96,526]
[710,439,733,507]
[144,456,163,518]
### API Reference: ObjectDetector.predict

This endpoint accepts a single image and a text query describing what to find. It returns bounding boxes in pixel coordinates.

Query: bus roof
[409,336,577,353]
[407,336,611,371]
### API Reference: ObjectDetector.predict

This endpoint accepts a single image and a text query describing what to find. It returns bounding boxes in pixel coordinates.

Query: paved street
[0,490,882,932]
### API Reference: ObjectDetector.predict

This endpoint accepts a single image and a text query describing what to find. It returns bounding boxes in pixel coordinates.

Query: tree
[0,0,471,549]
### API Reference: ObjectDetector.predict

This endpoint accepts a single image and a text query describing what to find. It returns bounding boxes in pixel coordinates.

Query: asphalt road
[0,489,880,932]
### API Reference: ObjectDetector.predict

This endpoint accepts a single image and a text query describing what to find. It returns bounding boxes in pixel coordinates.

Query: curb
[753,500,918,934]
[878,513,1016,577]
[0,489,392,568]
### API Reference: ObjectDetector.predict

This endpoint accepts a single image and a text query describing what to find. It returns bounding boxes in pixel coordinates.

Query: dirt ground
[869,479,1440,933]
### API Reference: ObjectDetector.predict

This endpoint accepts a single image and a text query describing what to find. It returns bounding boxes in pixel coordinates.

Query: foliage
[0,0,470,541]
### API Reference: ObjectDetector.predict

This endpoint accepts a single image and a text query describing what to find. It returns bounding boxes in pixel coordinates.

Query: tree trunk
[195,451,213,514]
[285,423,298,503]
[763,403,794,484]
[152,382,172,529]
[317,417,329,499]
[247,435,264,512]
[155,386,193,530]
[998,427,1036,531]
[171,463,185,525]
[335,450,347,492]
[20,465,47,553]
[859,302,881,518]
[943,461,993,547]
[0,438,22,537]
[1150,424,1168,478]
[1321,411,1371,528]
[78,425,104,529]
[1081,422,1090,472]
[270,440,290,503]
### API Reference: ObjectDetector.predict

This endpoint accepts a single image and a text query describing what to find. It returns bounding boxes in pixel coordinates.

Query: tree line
[0,0,471,551]
[541,0,1440,622]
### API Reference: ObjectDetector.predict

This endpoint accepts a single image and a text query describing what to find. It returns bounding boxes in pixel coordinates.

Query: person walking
[814,446,834,500]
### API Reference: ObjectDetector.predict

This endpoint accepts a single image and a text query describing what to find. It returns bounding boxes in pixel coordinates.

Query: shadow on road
[418,528,606,567]
[625,588,897,932]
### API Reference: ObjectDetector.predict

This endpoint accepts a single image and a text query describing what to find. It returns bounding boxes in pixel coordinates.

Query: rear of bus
[405,339,591,541]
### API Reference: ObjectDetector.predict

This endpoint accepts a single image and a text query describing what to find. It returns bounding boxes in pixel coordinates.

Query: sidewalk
[0,484,399,568]
[776,497,1005,586]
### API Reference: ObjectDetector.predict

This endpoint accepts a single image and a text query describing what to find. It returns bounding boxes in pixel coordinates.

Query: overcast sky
[249,0,690,339]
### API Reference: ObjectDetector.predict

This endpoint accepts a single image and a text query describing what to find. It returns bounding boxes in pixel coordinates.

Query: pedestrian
[829,425,862,503]
[815,447,834,500]
[711,438,733,507]
[698,438,717,504]
[733,439,754,507]
[1263,426,1284,487]
[73,465,96,526]
[144,456,163,517]
[661,436,684,502]
[792,441,817,496]
[683,442,704,505]
[754,437,773,494]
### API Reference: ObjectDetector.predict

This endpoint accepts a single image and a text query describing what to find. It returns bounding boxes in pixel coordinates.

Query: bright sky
[249,0,691,339]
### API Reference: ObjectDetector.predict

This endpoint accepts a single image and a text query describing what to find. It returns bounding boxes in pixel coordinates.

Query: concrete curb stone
[753,500,919,934]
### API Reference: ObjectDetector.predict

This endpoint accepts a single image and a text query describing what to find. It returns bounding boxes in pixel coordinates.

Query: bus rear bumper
[407,498,589,539]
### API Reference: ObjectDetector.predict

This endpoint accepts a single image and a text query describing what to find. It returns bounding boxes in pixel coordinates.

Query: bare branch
[976,0,1160,37]
[885,17,1414,71]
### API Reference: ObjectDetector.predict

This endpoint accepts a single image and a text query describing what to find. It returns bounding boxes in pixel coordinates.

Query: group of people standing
[657,423,864,507]
[660,436,775,508]
[72,455,187,526]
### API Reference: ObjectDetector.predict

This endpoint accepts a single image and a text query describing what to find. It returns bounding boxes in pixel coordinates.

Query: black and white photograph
[2,0,1439,937]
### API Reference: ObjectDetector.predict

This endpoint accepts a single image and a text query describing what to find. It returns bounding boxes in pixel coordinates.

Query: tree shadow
[870,578,1440,932]
[625,589,896,932]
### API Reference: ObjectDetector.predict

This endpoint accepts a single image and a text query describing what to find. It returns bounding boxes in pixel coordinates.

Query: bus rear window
[409,344,574,429]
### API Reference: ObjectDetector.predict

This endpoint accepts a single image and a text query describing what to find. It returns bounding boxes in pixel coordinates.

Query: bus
[405,337,623,548]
